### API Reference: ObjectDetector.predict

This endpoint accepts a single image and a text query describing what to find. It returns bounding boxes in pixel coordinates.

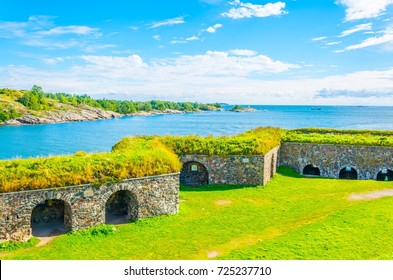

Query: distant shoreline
[1,107,224,126]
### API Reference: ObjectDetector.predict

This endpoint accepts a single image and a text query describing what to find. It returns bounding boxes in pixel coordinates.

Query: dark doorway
[105,190,138,224]
[376,169,393,181]
[339,167,358,180]
[303,164,321,176]
[180,161,209,187]
[31,199,71,237]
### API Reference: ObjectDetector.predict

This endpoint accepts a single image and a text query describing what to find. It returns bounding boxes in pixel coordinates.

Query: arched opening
[105,190,138,224]
[180,161,209,187]
[376,168,393,181]
[303,164,321,176]
[31,199,71,237]
[339,166,358,180]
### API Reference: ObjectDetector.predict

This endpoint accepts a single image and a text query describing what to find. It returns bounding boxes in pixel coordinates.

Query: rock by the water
[3,105,121,125]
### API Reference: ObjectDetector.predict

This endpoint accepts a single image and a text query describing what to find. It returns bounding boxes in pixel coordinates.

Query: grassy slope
[283,128,393,147]
[0,89,67,119]
[114,127,285,157]
[0,138,181,193]
[3,167,393,260]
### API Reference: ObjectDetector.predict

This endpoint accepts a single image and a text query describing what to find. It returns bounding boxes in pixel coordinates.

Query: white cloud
[336,0,393,21]
[0,16,102,50]
[42,56,72,65]
[221,0,287,19]
[84,44,116,53]
[0,15,54,38]
[341,26,393,51]
[3,55,393,105]
[170,35,200,44]
[80,55,145,69]
[205,23,223,33]
[151,50,299,76]
[229,49,257,56]
[128,26,139,31]
[37,26,100,36]
[24,39,80,49]
[325,41,341,46]
[186,35,199,41]
[153,35,160,40]
[311,36,327,41]
[0,51,298,92]
[170,39,187,44]
[150,17,185,28]
[339,23,372,37]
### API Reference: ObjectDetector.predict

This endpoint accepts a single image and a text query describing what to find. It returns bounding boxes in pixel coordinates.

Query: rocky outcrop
[3,105,121,125]
[128,109,185,117]
[228,106,257,112]
[230,108,257,112]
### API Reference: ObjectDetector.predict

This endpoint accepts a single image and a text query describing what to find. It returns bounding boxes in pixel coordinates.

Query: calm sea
[1,105,393,160]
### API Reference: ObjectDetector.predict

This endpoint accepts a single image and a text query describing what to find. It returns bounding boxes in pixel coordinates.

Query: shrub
[68,224,116,237]
[0,237,39,252]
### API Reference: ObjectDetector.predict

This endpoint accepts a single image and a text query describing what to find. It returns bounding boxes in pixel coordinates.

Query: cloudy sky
[1,0,393,105]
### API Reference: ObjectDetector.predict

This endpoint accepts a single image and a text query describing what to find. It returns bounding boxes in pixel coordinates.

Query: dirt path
[348,189,393,201]
[32,222,67,247]
[215,200,232,206]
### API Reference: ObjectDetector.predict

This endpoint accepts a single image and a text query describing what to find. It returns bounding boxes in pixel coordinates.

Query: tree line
[0,86,222,121]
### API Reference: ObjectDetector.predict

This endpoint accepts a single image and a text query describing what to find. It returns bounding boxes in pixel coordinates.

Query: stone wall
[279,142,393,179]
[181,148,279,186]
[263,146,279,185]
[0,173,179,242]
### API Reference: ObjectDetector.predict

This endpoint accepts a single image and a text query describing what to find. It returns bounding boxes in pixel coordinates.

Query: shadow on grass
[180,184,258,192]
[277,166,332,180]
[276,166,304,178]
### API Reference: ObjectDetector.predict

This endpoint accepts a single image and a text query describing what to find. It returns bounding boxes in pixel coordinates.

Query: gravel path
[348,189,393,201]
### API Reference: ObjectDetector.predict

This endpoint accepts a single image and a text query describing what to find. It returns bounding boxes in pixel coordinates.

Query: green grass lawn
[2,167,393,260]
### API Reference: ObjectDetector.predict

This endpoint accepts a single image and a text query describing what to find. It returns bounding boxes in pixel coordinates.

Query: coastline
[0,107,223,126]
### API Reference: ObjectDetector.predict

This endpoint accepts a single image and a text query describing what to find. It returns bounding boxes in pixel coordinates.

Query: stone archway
[339,166,358,180]
[303,164,321,176]
[105,190,138,224]
[376,169,393,181]
[31,199,71,237]
[180,161,209,187]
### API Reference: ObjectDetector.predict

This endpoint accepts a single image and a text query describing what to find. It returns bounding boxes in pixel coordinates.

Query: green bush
[68,224,116,237]
[0,237,39,252]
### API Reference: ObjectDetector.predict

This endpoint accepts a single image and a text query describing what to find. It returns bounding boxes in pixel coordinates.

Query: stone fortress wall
[180,146,279,186]
[279,142,393,180]
[2,142,392,242]
[0,174,179,242]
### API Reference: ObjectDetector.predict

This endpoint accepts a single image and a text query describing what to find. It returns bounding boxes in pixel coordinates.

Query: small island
[228,105,257,112]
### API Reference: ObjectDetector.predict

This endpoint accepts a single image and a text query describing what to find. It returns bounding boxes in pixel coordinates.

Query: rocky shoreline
[0,107,219,126]
[2,105,122,125]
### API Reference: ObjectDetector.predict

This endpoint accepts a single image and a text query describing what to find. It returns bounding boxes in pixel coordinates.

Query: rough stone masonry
[0,173,179,242]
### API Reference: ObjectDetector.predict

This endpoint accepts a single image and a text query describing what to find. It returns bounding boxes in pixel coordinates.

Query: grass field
[2,167,393,260]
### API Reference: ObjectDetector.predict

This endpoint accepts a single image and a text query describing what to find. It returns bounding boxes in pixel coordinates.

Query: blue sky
[0,0,393,105]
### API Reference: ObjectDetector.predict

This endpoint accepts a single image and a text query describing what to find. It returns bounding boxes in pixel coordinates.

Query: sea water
[1,105,392,159]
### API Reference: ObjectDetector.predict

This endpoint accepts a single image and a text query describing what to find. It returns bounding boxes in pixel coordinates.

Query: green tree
[18,85,49,110]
